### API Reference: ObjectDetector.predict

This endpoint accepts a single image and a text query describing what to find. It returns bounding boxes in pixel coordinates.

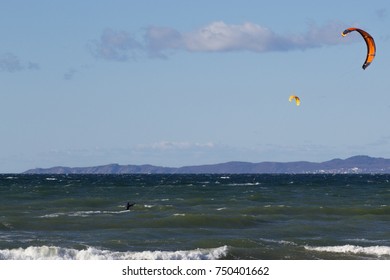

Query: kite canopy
[289,95,300,106]
[341,27,376,70]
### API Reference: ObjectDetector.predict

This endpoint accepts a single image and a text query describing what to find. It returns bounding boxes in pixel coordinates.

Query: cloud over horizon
[91,21,347,61]
[137,141,215,151]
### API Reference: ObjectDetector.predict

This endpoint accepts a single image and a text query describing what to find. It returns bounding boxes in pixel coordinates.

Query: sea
[0,174,389,260]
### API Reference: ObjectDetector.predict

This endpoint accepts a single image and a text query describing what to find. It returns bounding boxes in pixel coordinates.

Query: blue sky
[1,0,390,172]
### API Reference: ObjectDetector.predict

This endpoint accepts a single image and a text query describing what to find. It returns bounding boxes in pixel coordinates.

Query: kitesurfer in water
[126,202,135,210]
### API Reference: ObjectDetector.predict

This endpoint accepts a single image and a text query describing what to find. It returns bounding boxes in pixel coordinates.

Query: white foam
[258,238,297,246]
[0,245,229,260]
[39,213,60,218]
[45,177,57,181]
[304,245,390,257]
[228,182,260,186]
[346,238,389,244]
[39,210,130,218]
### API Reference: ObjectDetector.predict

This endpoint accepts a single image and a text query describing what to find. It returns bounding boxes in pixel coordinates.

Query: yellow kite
[289,95,300,106]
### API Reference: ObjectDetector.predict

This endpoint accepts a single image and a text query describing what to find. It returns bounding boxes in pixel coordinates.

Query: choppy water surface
[0,174,389,260]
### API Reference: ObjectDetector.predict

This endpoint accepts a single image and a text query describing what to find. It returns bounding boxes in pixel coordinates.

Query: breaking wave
[0,245,229,260]
[304,245,390,258]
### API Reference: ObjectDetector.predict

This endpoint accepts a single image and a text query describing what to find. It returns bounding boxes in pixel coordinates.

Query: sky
[1,0,390,173]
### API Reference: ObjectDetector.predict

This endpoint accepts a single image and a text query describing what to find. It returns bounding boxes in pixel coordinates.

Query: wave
[304,245,390,257]
[0,222,14,229]
[39,210,130,218]
[0,245,228,260]
[258,238,297,246]
[45,177,57,181]
[227,182,260,186]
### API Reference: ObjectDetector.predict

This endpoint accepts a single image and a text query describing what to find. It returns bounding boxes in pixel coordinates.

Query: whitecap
[39,213,61,218]
[304,245,390,257]
[0,245,229,260]
[39,210,130,218]
[45,177,57,181]
[228,182,260,186]
[143,204,154,208]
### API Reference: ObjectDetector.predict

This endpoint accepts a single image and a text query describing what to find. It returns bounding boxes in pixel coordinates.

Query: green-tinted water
[0,174,389,259]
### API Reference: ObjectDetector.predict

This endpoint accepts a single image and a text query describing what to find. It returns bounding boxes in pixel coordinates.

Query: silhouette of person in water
[126,202,135,210]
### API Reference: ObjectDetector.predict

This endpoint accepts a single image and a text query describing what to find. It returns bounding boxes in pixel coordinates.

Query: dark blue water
[0,174,389,259]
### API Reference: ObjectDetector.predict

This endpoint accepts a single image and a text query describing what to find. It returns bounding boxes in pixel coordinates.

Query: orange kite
[341,27,376,70]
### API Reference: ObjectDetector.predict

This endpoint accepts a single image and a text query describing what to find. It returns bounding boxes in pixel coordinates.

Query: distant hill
[23,155,390,174]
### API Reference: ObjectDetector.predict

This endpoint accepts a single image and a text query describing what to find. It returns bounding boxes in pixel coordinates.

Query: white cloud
[179,21,345,52]
[147,22,277,53]
[145,26,183,57]
[191,22,280,52]
[91,21,348,61]
[89,28,142,61]
[0,52,40,72]
[0,53,24,72]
